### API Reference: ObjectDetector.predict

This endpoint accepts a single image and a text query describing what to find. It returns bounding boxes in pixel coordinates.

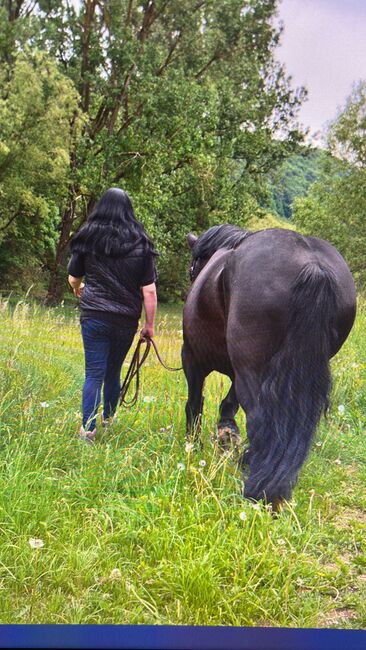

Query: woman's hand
[73,282,85,298]
[140,324,154,339]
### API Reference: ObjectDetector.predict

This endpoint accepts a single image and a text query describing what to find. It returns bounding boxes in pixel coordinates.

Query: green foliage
[0,51,81,287]
[0,0,305,299]
[0,299,365,625]
[266,148,338,219]
[293,82,366,286]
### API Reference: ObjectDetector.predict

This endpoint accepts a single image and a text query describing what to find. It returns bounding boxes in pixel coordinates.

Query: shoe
[101,413,117,428]
[79,426,96,444]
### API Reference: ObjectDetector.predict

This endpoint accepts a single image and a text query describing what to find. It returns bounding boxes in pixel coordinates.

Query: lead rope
[119,336,182,408]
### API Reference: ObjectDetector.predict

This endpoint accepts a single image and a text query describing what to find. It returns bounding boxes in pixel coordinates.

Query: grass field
[0,297,365,627]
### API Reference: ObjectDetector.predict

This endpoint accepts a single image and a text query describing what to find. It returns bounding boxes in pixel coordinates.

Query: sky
[277,0,366,144]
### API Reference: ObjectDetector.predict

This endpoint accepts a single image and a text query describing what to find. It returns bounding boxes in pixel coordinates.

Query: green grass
[0,296,365,627]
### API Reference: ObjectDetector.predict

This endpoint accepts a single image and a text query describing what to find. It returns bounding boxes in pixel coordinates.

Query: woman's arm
[141,282,157,338]
[68,275,85,298]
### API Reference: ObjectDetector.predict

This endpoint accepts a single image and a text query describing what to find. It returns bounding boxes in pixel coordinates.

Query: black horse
[182,225,356,506]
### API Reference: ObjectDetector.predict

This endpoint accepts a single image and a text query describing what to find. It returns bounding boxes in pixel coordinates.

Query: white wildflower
[277,538,286,546]
[251,503,261,511]
[338,404,345,415]
[29,538,44,549]
[143,396,156,403]
[334,458,342,465]
[239,511,247,521]
[199,459,206,467]
[185,442,194,453]
[110,568,122,581]
[316,441,322,447]
[40,402,49,408]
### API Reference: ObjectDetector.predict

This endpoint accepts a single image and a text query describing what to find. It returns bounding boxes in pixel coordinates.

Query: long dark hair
[70,188,157,257]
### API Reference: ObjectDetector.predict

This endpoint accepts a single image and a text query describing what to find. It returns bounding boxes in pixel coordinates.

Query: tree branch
[80,0,97,112]
[195,51,223,79]
[125,0,133,27]
[156,38,179,76]
[0,211,19,232]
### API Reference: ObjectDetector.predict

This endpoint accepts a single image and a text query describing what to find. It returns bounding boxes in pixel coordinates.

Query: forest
[1,1,365,300]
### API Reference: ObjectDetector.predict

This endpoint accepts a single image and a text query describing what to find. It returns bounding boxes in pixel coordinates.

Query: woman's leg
[81,319,111,431]
[103,326,136,420]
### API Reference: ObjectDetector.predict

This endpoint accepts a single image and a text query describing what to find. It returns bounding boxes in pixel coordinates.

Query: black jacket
[67,241,157,328]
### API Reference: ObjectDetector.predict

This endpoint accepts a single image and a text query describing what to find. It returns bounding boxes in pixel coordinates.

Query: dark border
[0,625,365,650]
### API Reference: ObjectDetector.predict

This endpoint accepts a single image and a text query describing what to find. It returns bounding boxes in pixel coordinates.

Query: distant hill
[266,148,337,219]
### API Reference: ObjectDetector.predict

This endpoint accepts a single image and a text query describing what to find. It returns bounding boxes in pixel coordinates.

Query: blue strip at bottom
[0,625,365,650]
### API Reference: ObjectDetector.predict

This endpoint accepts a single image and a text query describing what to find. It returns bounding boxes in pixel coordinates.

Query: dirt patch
[320,608,358,627]
[321,562,339,572]
[334,508,366,530]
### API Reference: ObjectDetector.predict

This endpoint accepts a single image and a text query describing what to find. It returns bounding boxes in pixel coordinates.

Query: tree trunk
[45,198,76,305]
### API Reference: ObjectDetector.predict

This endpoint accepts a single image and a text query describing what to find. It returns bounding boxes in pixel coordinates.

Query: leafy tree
[294,82,366,285]
[265,148,342,219]
[1,1,305,301]
[0,51,80,287]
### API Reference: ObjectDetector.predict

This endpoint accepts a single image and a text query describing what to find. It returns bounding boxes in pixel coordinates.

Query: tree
[0,51,80,288]
[293,82,366,285]
[266,148,334,219]
[1,1,305,301]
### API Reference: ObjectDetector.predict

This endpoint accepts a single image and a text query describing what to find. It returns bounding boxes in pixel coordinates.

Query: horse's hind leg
[217,383,241,451]
[182,345,205,442]
[234,371,262,473]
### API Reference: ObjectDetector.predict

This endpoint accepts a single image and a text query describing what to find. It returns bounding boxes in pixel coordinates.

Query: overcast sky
[277,0,366,143]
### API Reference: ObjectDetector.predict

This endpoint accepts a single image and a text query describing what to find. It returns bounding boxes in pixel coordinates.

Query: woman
[67,187,158,443]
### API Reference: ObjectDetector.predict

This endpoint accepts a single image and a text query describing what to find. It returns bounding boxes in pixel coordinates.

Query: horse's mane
[192,224,251,260]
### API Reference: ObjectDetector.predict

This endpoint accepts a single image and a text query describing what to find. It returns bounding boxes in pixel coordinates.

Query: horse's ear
[187,233,197,249]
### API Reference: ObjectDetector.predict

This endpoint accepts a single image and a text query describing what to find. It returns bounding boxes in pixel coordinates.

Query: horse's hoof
[216,424,242,452]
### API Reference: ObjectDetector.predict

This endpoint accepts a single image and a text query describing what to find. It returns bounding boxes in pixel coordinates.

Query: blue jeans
[81,319,137,431]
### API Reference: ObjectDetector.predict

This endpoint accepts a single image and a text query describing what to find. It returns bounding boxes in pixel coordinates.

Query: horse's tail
[244,263,338,504]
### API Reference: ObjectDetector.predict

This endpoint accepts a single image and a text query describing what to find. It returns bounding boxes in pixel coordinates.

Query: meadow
[0,297,365,627]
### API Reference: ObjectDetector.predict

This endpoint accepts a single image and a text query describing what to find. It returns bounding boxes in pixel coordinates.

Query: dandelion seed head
[177,462,185,471]
[199,459,206,467]
[338,404,345,415]
[251,503,261,511]
[29,538,44,549]
[110,568,122,580]
[239,511,247,521]
[185,442,194,453]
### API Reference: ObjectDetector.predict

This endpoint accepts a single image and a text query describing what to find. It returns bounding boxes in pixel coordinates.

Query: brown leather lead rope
[119,336,182,408]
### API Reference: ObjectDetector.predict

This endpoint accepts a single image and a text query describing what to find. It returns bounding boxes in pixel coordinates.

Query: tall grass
[0,297,365,627]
